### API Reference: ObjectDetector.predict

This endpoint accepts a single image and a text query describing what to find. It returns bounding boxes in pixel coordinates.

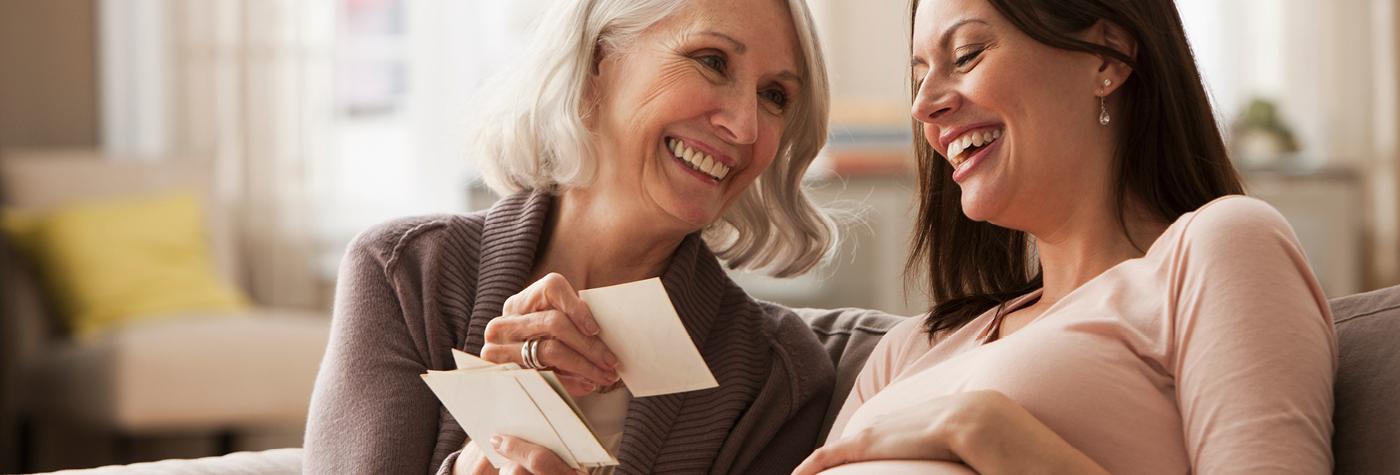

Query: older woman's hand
[454,437,586,475]
[482,273,620,396]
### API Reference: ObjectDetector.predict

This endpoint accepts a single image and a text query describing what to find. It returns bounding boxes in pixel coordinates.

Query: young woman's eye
[760,88,789,109]
[698,54,727,73]
[954,47,985,68]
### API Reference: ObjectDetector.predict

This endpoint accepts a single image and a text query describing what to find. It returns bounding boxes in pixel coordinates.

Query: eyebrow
[700,30,802,85]
[700,31,747,54]
[911,18,991,67]
[776,71,803,86]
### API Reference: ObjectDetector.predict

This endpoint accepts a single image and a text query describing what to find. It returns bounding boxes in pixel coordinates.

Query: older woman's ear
[591,42,605,75]
[583,42,609,129]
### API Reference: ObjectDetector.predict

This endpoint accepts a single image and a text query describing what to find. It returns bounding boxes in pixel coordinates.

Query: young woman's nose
[911,76,961,124]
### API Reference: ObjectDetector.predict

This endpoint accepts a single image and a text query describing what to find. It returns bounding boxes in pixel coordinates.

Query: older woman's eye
[760,88,789,109]
[698,54,728,73]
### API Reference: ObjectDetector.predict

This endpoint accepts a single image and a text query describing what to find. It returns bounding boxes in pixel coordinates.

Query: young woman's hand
[481,273,620,396]
[454,437,586,475]
[793,391,989,474]
[793,390,1108,475]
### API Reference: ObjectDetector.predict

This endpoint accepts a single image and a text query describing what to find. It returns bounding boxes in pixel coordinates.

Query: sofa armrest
[791,307,904,443]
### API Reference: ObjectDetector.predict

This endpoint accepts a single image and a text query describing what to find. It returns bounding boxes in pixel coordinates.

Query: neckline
[975,289,1044,345]
[972,206,1198,345]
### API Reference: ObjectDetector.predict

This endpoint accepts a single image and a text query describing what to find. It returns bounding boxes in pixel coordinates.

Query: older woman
[302,0,839,473]
[794,0,1337,473]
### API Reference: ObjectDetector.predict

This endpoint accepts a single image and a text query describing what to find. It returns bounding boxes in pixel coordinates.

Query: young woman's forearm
[954,393,1109,475]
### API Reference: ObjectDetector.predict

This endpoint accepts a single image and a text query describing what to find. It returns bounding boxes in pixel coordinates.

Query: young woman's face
[911,0,1109,228]
[589,0,801,230]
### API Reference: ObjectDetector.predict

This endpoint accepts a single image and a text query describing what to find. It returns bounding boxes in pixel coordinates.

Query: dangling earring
[1099,78,1112,126]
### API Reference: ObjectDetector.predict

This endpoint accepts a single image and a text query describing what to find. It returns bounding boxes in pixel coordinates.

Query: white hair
[471,0,836,277]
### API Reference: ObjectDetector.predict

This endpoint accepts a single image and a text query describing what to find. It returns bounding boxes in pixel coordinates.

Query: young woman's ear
[1092,19,1136,95]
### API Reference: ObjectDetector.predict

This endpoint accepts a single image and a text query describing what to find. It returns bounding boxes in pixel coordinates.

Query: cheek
[636,63,708,113]
[747,122,787,176]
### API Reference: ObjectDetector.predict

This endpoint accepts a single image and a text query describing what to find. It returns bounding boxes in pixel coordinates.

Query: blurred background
[1,0,1396,471]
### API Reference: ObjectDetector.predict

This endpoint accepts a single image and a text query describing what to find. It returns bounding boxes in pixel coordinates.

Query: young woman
[796,0,1337,473]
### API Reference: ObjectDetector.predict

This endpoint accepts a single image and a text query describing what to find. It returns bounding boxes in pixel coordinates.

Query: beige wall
[0,0,99,150]
[1389,1,1400,288]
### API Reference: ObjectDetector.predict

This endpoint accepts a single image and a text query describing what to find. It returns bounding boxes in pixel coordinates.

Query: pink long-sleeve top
[825,196,1338,474]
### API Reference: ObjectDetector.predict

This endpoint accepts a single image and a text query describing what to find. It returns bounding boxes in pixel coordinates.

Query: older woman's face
[589,0,801,230]
[910,0,1108,228]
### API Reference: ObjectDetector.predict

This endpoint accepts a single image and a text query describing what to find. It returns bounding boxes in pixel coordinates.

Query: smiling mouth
[946,126,1004,169]
[666,137,730,181]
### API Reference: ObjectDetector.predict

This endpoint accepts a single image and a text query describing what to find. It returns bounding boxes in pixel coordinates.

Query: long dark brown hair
[906,0,1245,336]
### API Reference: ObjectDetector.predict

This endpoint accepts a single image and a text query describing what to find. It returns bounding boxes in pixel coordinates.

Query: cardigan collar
[462,190,734,473]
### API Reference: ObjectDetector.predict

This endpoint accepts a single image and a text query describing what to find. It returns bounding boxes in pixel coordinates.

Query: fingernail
[490,436,502,447]
[605,352,619,366]
[587,321,600,335]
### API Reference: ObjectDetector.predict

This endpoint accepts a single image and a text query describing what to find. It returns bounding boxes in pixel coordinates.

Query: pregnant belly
[818,460,977,474]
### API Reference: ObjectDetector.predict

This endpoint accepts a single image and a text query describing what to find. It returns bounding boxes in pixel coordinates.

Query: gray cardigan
[303,191,839,474]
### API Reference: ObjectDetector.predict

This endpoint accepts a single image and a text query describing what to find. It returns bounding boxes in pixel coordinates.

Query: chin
[958,192,999,223]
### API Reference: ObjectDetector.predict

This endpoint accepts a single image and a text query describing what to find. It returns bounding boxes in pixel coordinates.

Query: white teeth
[666,137,730,181]
[944,127,1004,164]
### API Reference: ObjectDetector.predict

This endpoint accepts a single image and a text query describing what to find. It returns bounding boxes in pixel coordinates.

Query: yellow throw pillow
[3,191,250,337]
[2,210,40,254]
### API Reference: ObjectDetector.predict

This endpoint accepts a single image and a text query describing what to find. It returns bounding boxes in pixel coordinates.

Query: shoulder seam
[382,218,451,277]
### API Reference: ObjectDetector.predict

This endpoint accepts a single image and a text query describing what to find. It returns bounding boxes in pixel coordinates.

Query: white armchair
[1,150,329,472]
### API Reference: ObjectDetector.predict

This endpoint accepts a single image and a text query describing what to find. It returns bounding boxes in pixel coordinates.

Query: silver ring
[520,338,535,369]
[522,337,546,369]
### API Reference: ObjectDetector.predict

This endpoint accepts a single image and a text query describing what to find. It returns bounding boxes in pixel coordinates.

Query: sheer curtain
[1177,0,1400,286]
[100,0,553,308]
[163,0,334,309]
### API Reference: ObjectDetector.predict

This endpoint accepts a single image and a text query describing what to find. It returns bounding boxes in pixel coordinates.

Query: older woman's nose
[912,78,960,124]
[711,92,760,145]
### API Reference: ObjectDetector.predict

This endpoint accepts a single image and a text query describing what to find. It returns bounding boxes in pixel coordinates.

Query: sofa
[1,150,331,471]
[29,283,1400,474]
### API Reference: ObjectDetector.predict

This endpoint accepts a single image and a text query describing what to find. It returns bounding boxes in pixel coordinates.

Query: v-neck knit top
[303,191,837,474]
[826,196,1338,474]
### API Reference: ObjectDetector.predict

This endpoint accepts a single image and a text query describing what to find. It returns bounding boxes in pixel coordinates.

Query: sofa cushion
[23,310,329,432]
[1330,285,1400,475]
[34,447,302,475]
[792,307,904,443]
